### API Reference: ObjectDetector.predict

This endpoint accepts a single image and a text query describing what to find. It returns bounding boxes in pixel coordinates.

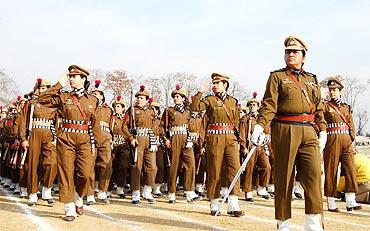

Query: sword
[214,133,266,216]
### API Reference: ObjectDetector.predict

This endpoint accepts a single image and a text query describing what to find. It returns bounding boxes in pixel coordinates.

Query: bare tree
[104,69,134,104]
[0,69,20,106]
[355,107,368,136]
[228,80,250,103]
[145,72,199,108]
[88,69,107,90]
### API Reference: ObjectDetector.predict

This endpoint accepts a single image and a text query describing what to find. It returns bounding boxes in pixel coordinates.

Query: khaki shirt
[161,107,190,142]
[323,101,356,141]
[257,67,326,131]
[190,92,239,128]
[19,99,57,142]
[37,82,99,132]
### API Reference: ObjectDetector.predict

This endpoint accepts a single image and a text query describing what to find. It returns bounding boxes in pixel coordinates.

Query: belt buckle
[302,113,307,123]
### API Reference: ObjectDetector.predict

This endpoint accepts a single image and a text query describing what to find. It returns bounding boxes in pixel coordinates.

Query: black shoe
[28,202,36,206]
[245,198,254,202]
[62,216,75,222]
[132,200,140,204]
[294,192,303,199]
[43,198,56,206]
[169,200,176,204]
[227,210,245,217]
[347,205,362,211]
[86,201,95,206]
[195,189,206,197]
[118,193,126,199]
[99,198,110,204]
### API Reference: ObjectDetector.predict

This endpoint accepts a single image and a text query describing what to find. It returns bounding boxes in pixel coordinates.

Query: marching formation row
[1,35,370,231]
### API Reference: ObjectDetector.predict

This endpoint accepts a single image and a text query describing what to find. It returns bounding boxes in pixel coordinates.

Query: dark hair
[222,80,229,91]
[84,78,90,90]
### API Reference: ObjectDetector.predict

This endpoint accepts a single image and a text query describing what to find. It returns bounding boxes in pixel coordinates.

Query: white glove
[149,145,158,152]
[319,131,327,154]
[185,141,193,148]
[251,124,265,145]
[58,72,69,87]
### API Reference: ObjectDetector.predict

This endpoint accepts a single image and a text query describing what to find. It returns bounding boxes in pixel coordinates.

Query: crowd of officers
[0,36,366,230]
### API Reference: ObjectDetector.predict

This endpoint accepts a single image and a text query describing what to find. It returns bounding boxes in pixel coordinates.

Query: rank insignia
[283,78,293,84]
[66,99,73,105]
[217,101,223,107]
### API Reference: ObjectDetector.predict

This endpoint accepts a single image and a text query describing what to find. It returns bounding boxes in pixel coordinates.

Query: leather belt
[208,124,234,131]
[274,114,315,123]
[63,123,89,131]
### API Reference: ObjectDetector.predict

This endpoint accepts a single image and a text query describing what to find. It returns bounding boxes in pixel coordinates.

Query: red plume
[176,84,181,90]
[17,95,21,100]
[253,92,257,98]
[12,101,17,106]
[37,78,42,84]
[94,80,101,88]
[116,96,122,101]
[0,106,3,110]
[140,85,145,91]
[148,97,154,103]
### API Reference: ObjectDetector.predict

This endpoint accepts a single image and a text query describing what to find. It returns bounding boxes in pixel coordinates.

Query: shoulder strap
[326,101,351,127]
[213,96,236,126]
[287,72,315,114]
[71,95,87,121]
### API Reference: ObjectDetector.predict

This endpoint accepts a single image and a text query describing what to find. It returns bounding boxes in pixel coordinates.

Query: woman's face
[69,74,85,89]
[114,104,124,114]
[173,94,185,105]
[135,96,147,107]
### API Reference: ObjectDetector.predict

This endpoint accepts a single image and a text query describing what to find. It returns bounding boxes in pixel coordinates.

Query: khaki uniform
[162,107,195,193]
[89,104,113,193]
[239,114,271,192]
[153,115,166,184]
[323,100,357,196]
[189,114,206,185]
[127,106,157,191]
[110,114,131,189]
[257,68,326,220]
[37,82,99,203]
[20,99,58,194]
[190,92,240,200]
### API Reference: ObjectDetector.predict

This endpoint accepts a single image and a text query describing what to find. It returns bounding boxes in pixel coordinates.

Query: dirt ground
[1,146,369,231]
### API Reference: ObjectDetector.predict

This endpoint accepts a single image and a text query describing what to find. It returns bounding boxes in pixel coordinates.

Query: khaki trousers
[57,132,94,203]
[271,122,323,220]
[206,133,240,199]
[168,134,195,193]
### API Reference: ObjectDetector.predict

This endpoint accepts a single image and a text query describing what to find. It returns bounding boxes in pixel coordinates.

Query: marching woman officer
[37,65,99,221]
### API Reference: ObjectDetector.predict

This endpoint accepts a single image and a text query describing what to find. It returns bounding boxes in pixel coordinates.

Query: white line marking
[241,202,370,228]
[188,202,303,231]
[132,200,229,231]
[84,206,143,231]
[0,187,56,231]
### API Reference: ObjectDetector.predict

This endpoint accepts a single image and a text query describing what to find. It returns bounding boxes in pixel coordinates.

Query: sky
[1,0,370,108]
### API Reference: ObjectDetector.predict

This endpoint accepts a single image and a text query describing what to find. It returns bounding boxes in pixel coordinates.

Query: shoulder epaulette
[303,71,318,83]
[303,71,316,77]
[270,68,285,74]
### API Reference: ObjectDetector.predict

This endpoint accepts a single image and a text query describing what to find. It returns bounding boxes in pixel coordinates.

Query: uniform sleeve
[19,102,30,142]
[36,82,63,108]
[160,109,169,143]
[257,73,279,129]
[13,115,22,140]
[239,116,248,152]
[348,106,356,141]
[313,89,327,132]
[190,92,209,112]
